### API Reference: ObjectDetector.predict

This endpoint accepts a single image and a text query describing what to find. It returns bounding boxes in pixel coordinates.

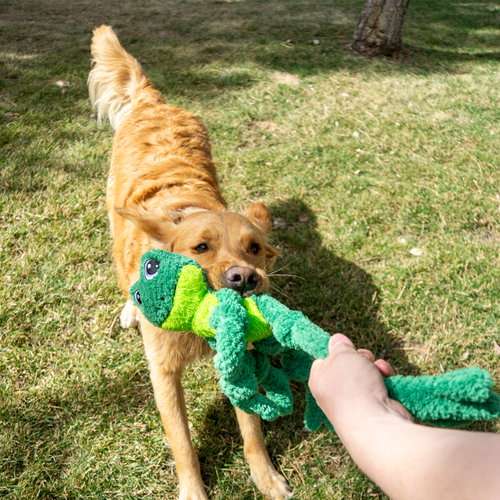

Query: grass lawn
[1,0,500,498]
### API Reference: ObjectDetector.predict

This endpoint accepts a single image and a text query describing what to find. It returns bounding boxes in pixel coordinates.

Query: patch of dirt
[431,110,452,122]
[467,217,498,240]
[399,340,427,358]
[271,71,301,86]
[248,120,287,134]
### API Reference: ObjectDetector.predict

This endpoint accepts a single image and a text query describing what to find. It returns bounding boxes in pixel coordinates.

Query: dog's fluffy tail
[88,25,162,130]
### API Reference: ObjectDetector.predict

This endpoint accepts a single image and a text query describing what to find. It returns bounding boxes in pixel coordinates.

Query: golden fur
[88,25,292,500]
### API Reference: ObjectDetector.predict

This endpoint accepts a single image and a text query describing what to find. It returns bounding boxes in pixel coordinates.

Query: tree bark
[351,0,410,57]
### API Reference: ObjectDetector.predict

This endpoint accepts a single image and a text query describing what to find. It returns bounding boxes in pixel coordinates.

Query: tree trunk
[351,0,410,57]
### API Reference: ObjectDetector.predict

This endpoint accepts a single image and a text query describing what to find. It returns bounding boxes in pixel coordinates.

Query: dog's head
[117,203,279,297]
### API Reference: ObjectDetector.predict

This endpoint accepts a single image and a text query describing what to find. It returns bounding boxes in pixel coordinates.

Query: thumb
[328,334,356,356]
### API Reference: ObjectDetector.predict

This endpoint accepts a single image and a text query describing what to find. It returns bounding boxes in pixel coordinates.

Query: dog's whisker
[267,257,301,275]
[269,273,306,281]
[269,282,292,300]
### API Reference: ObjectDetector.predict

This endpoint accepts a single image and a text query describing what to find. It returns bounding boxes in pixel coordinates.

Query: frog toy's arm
[251,293,500,430]
[131,249,500,430]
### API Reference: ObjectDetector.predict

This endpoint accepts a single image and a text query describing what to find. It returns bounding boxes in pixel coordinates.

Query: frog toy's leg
[209,288,288,421]
[251,349,293,417]
[280,349,333,431]
[253,294,334,430]
[281,349,313,382]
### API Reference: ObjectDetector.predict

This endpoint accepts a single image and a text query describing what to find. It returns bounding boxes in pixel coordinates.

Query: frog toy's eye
[144,258,160,280]
[134,290,142,306]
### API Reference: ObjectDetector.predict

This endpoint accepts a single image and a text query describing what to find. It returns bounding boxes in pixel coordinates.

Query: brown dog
[88,26,293,500]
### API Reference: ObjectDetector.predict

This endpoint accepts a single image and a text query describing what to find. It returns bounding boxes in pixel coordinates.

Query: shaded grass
[1,0,500,498]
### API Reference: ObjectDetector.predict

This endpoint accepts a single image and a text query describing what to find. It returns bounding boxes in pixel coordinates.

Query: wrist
[330,395,412,446]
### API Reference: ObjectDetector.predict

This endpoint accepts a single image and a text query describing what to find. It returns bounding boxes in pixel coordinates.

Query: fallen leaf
[460,351,469,361]
[398,237,407,244]
[354,170,361,175]
[273,217,287,230]
[409,247,423,256]
[494,340,500,356]
[299,214,309,222]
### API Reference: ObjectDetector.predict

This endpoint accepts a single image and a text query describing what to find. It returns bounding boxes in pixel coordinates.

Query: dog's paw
[178,483,209,500]
[250,464,294,500]
[120,300,140,329]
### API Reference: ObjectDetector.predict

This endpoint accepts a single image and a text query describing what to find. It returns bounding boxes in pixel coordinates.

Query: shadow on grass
[195,198,419,488]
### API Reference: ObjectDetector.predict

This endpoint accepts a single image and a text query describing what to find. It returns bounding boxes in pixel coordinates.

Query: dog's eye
[144,258,160,280]
[194,243,208,253]
[134,290,142,306]
[250,243,260,255]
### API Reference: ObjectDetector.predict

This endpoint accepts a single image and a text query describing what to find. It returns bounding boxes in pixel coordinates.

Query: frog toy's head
[130,249,203,327]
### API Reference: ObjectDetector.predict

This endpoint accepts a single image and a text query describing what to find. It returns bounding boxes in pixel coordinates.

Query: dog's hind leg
[235,408,294,499]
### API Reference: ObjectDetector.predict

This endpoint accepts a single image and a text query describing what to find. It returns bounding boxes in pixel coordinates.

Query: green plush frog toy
[131,249,500,430]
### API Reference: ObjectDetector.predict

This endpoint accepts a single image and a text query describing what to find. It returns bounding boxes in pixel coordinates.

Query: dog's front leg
[141,321,208,500]
[235,408,294,500]
[148,363,208,500]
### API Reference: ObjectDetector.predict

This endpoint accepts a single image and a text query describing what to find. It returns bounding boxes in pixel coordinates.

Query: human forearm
[308,336,500,500]
[331,398,500,500]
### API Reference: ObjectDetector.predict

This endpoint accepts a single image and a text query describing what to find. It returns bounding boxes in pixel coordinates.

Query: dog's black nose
[224,266,259,296]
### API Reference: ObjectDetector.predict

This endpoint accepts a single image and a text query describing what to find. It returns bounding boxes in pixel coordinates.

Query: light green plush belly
[160,264,272,342]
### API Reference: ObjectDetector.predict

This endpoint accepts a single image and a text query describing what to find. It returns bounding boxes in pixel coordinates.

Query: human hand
[309,334,412,438]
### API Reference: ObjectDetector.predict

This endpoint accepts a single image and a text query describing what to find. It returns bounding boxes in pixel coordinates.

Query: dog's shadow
[195,197,417,488]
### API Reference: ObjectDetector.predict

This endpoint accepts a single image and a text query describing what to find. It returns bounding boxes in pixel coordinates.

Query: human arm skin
[308,334,500,500]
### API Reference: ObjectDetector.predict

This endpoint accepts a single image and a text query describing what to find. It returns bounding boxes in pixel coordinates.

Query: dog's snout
[224,266,259,296]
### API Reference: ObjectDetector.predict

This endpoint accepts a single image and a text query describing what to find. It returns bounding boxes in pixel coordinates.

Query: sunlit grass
[1,0,499,498]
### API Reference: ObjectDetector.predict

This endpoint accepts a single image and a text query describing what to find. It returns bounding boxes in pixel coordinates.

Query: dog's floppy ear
[115,205,182,242]
[244,202,280,269]
[245,202,272,234]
